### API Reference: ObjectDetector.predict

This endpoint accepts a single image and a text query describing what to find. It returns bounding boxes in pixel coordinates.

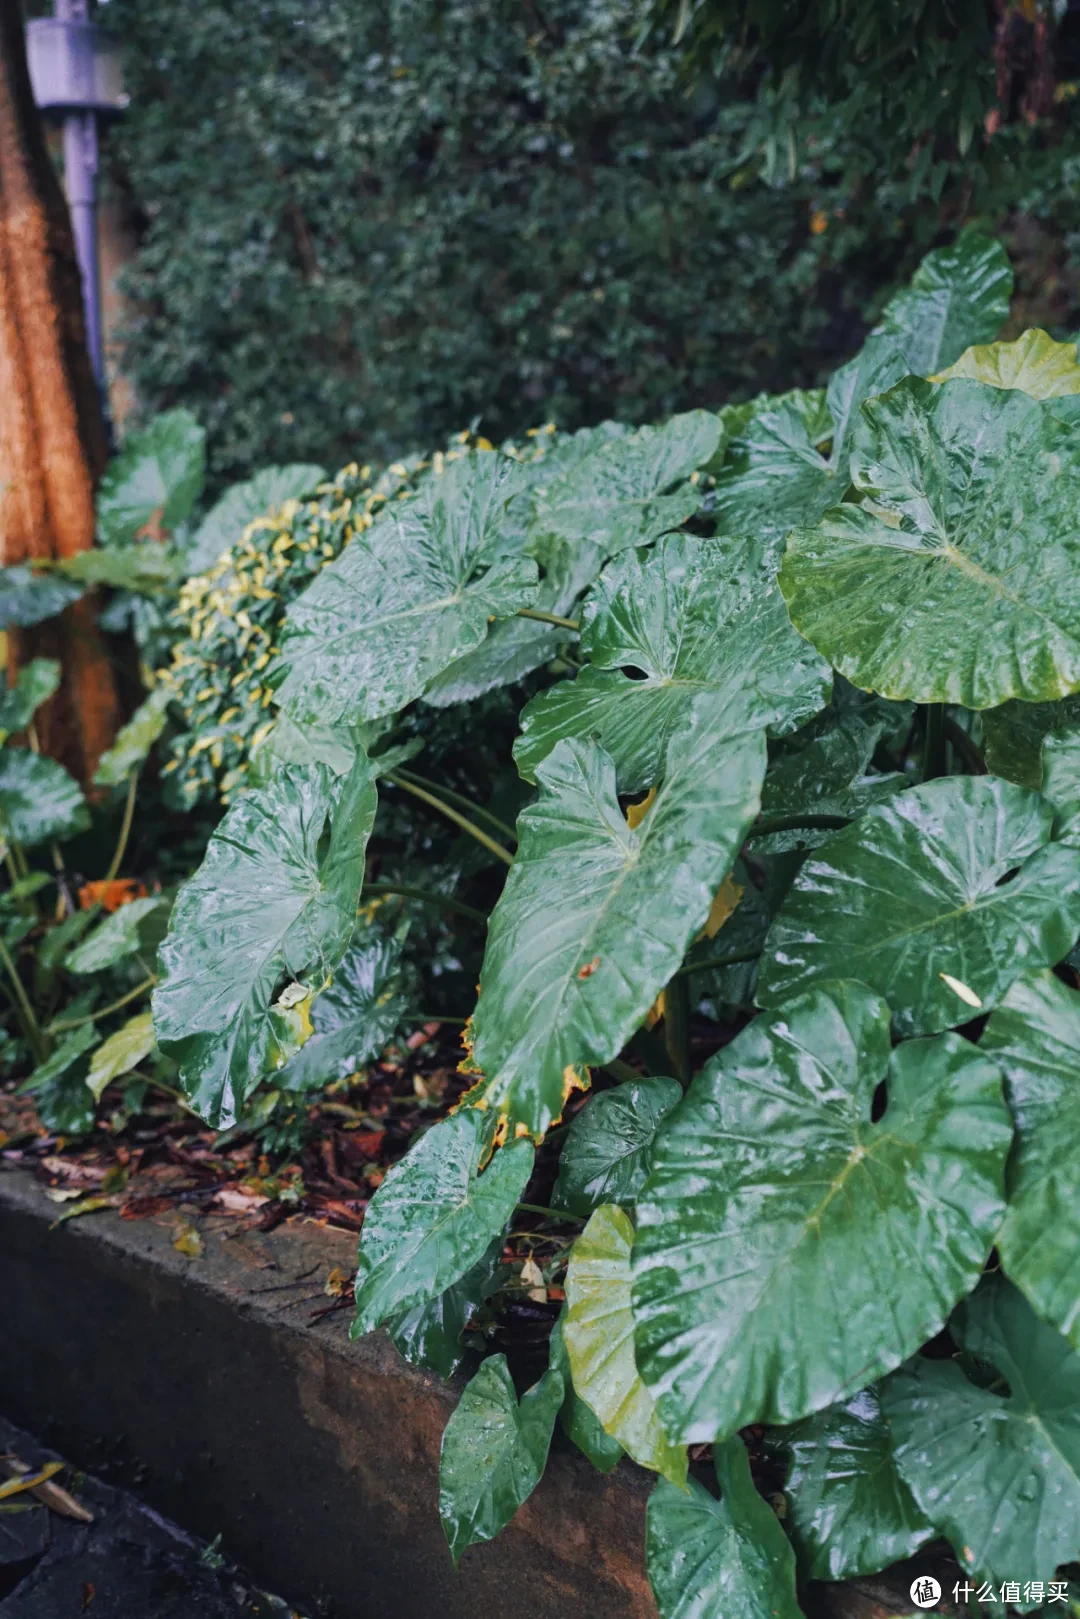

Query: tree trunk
[0,1,119,783]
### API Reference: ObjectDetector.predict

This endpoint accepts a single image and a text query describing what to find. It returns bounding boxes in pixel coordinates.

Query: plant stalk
[516,1202,585,1223]
[393,767,517,843]
[663,972,692,1087]
[675,946,761,978]
[921,702,947,781]
[103,770,139,884]
[48,972,157,1034]
[361,882,487,925]
[515,607,581,632]
[751,811,851,837]
[942,713,986,774]
[387,773,514,867]
[0,936,45,1064]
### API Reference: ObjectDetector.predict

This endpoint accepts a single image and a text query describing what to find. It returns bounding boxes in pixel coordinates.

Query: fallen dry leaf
[172,1221,204,1258]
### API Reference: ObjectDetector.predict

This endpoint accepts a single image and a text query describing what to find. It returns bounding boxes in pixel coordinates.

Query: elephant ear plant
[154,232,1080,1612]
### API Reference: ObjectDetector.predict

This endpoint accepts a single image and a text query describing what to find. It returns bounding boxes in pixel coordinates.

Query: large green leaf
[93,686,172,788]
[711,388,837,539]
[0,751,88,848]
[513,533,830,793]
[387,1237,504,1382]
[533,411,720,554]
[67,897,164,974]
[0,660,59,743]
[548,1313,623,1475]
[749,704,907,856]
[645,1440,804,1619]
[981,971,1080,1346]
[0,566,83,629]
[154,752,378,1127]
[438,1355,564,1565]
[757,775,1080,1037]
[781,378,1080,707]
[565,1204,687,1486]
[278,929,409,1091]
[468,694,766,1140]
[769,1387,933,1581]
[185,462,327,576]
[883,1277,1080,1603]
[553,1077,682,1218]
[934,328,1080,399]
[982,695,1080,789]
[275,452,537,725]
[1042,727,1080,846]
[632,981,1011,1442]
[872,232,1012,378]
[351,1111,533,1334]
[96,408,206,546]
[18,1024,99,1135]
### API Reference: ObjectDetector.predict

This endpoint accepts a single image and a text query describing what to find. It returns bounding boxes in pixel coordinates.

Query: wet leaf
[871,232,1011,378]
[0,660,60,743]
[351,1112,533,1334]
[276,452,537,725]
[469,694,766,1140]
[387,1238,504,1381]
[279,929,410,1091]
[883,1276,1080,1600]
[981,971,1080,1346]
[96,408,206,545]
[768,1387,933,1581]
[632,981,1011,1442]
[514,533,829,794]
[548,1313,623,1474]
[553,1077,682,1218]
[0,751,88,848]
[565,1204,687,1485]
[758,776,1080,1037]
[438,1354,564,1564]
[535,410,720,554]
[1042,728,1080,846]
[982,694,1080,790]
[154,752,379,1127]
[781,379,1080,707]
[66,897,163,975]
[645,1439,804,1619]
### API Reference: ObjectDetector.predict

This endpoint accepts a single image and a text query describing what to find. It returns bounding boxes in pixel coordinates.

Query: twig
[516,607,581,632]
[361,882,487,925]
[393,767,517,843]
[103,770,139,883]
[387,773,514,867]
[48,972,157,1034]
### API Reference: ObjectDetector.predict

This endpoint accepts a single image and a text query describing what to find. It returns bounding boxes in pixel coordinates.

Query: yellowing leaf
[173,1221,204,1258]
[933,329,1080,400]
[565,1204,688,1487]
[625,788,656,830]
[939,972,983,1009]
[698,873,744,940]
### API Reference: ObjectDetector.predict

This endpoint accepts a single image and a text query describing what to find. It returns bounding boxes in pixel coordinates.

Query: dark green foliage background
[101,0,1080,493]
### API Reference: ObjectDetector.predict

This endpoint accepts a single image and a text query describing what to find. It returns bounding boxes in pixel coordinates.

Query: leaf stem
[515,607,581,632]
[0,936,45,1064]
[921,702,947,782]
[361,882,487,925]
[942,714,986,774]
[675,947,761,978]
[393,767,517,843]
[411,1012,469,1025]
[103,771,139,884]
[387,773,514,867]
[47,972,157,1034]
[751,812,852,837]
[516,1202,585,1224]
[663,973,692,1087]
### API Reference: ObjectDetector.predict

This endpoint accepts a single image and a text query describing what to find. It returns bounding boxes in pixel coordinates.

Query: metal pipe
[61,108,103,387]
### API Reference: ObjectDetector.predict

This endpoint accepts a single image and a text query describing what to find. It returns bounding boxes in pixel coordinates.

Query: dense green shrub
[101,0,1080,494]
[149,231,1080,1610]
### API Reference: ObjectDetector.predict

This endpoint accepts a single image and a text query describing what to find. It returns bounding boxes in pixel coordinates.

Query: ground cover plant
[6,229,1080,1614]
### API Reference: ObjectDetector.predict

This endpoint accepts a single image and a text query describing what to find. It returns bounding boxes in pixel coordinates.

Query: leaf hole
[620,665,649,682]
[870,1079,888,1122]
[994,866,1021,888]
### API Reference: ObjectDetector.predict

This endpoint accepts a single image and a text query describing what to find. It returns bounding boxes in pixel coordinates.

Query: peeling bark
[0,2,118,782]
